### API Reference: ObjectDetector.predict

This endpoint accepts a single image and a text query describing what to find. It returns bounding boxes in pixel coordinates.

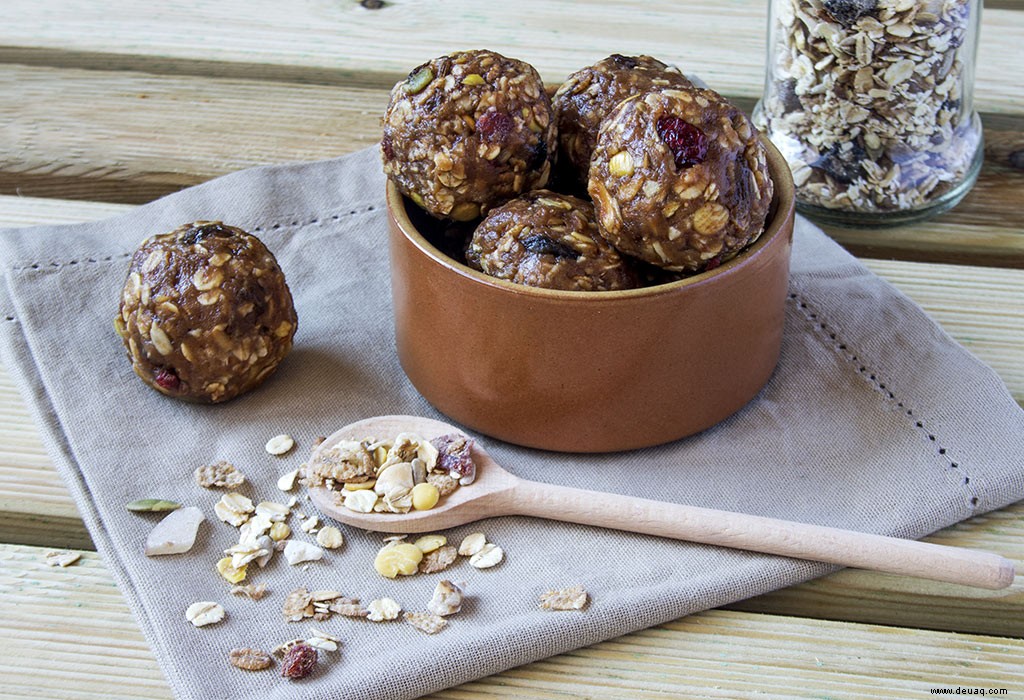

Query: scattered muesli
[269,522,291,541]
[418,545,458,574]
[265,434,296,456]
[195,460,246,489]
[277,469,299,492]
[144,506,204,556]
[185,601,226,627]
[373,541,423,578]
[469,542,504,569]
[539,585,589,611]
[366,597,402,622]
[304,432,475,515]
[413,534,446,553]
[44,550,81,568]
[316,526,344,549]
[231,583,270,601]
[214,492,255,526]
[427,580,464,617]
[403,611,448,635]
[280,642,318,679]
[229,647,273,671]
[457,532,486,557]
[283,540,324,566]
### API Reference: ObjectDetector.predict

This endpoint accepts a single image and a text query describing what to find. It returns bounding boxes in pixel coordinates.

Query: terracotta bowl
[386,138,795,453]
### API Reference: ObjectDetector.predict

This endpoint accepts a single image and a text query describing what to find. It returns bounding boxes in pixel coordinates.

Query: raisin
[521,234,579,259]
[178,222,232,245]
[381,135,394,161]
[813,143,866,184]
[154,368,180,391]
[476,111,514,141]
[609,54,640,69]
[280,643,317,679]
[822,0,876,27]
[656,116,708,169]
[431,434,477,478]
[527,138,549,171]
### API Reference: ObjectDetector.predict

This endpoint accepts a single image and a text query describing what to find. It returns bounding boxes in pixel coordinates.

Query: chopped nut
[231,583,269,601]
[229,647,273,671]
[373,541,423,578]
[404,611,448,634]
[126,498,181,512]
[413,534,447,554]
[427,580,464,617]
[283,540,324,566]
[144,506,205,556]
[316,526,344,549]
[265,434,296,456]
[418,545,458,574]
[366,598,402,622]
[44,550,81,568]
[185,601,226,627]
[469,543,503,569]
[195,460,246,489]
[539,585,589,611]
[458,532,487,557]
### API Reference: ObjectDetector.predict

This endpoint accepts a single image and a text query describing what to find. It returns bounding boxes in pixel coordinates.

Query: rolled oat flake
[754,0,983,225]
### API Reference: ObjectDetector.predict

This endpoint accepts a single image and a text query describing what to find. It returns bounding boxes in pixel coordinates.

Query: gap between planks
[0,543,1022,700]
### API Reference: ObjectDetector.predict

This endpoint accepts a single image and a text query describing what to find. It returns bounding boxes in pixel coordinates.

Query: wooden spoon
[307,415,1015,590]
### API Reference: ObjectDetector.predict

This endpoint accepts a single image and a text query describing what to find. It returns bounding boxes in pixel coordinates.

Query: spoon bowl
[308,415,1014,590]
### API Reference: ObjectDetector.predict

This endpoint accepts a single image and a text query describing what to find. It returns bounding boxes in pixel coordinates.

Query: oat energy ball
[115,221,297,403]
[553,54,693,183]
[589,87,773,272]
[381,50,556,221]
[466,190,637,291]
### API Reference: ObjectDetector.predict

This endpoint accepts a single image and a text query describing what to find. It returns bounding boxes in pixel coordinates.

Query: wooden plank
[0,0,1021,115]
[1,543,1022,700]
[2,67,1023,268]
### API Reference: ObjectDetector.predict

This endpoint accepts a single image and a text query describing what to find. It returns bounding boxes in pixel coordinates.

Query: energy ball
[115,221,297,403]
[553,54,693,184]
[465,190,637,291]
[588,87,773,272]
[381,49,556,221]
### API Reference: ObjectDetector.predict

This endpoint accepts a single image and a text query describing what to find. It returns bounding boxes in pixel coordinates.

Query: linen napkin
[1,147,1022,700]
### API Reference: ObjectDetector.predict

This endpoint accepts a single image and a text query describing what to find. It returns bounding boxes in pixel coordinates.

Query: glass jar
[753,0,983,226]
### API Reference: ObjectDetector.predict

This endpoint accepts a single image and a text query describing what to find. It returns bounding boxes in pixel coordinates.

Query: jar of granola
[754,0,982,225]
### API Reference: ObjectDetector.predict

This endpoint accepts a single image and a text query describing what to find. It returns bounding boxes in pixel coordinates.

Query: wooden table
[1,2,1022,697]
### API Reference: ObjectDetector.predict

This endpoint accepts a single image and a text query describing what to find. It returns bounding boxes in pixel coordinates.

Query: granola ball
[115,221,297,403]
[588,87,773,272]
[553,54,693,183]
[381,49,556,221]
[465,190,637,291]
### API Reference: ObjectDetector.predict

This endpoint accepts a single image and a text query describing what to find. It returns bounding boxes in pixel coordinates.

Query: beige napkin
[1,147,1022,700]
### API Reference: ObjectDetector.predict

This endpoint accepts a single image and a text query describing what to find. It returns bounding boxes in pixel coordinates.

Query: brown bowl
[386,139,795,452]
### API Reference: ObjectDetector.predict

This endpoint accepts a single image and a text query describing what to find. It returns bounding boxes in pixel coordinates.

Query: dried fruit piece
[316,526,344,549]
[216,556,247,583]
[265,434,295,456]
[458,532,487,557]
[404,611,448,635]
[366,598,402,622]
[195,460,246,489]
[284,540,324,566]
[539,585,589,611]
[277,469,299,492]
[418,545,458,574]
[469,543,503,569]
[656,116,708,169]
[822,0,877,27]
[404,66,434,95]
[144,506,205,556]
[44,550,81,567]
[476,110,514,141]
[431,434,476,480]
[185,601,226,627]
[281,643,318,679]
[126,498,181,512]
[154,368,180,391]
[229,647,273,671]
[427,580,464,617]
[373,542,424,578]
[231,583,269,601]
[413,534,447,554]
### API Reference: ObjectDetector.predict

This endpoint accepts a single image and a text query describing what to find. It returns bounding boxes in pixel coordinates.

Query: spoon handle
[507,479,1014,590]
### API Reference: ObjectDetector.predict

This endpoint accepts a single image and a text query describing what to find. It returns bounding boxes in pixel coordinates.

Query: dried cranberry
[655,116,708,169]
[476,111,514,141]
[281,643,317,679]
[153,368,180,391]
[822,0,876,27]
[381,134,394,161]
